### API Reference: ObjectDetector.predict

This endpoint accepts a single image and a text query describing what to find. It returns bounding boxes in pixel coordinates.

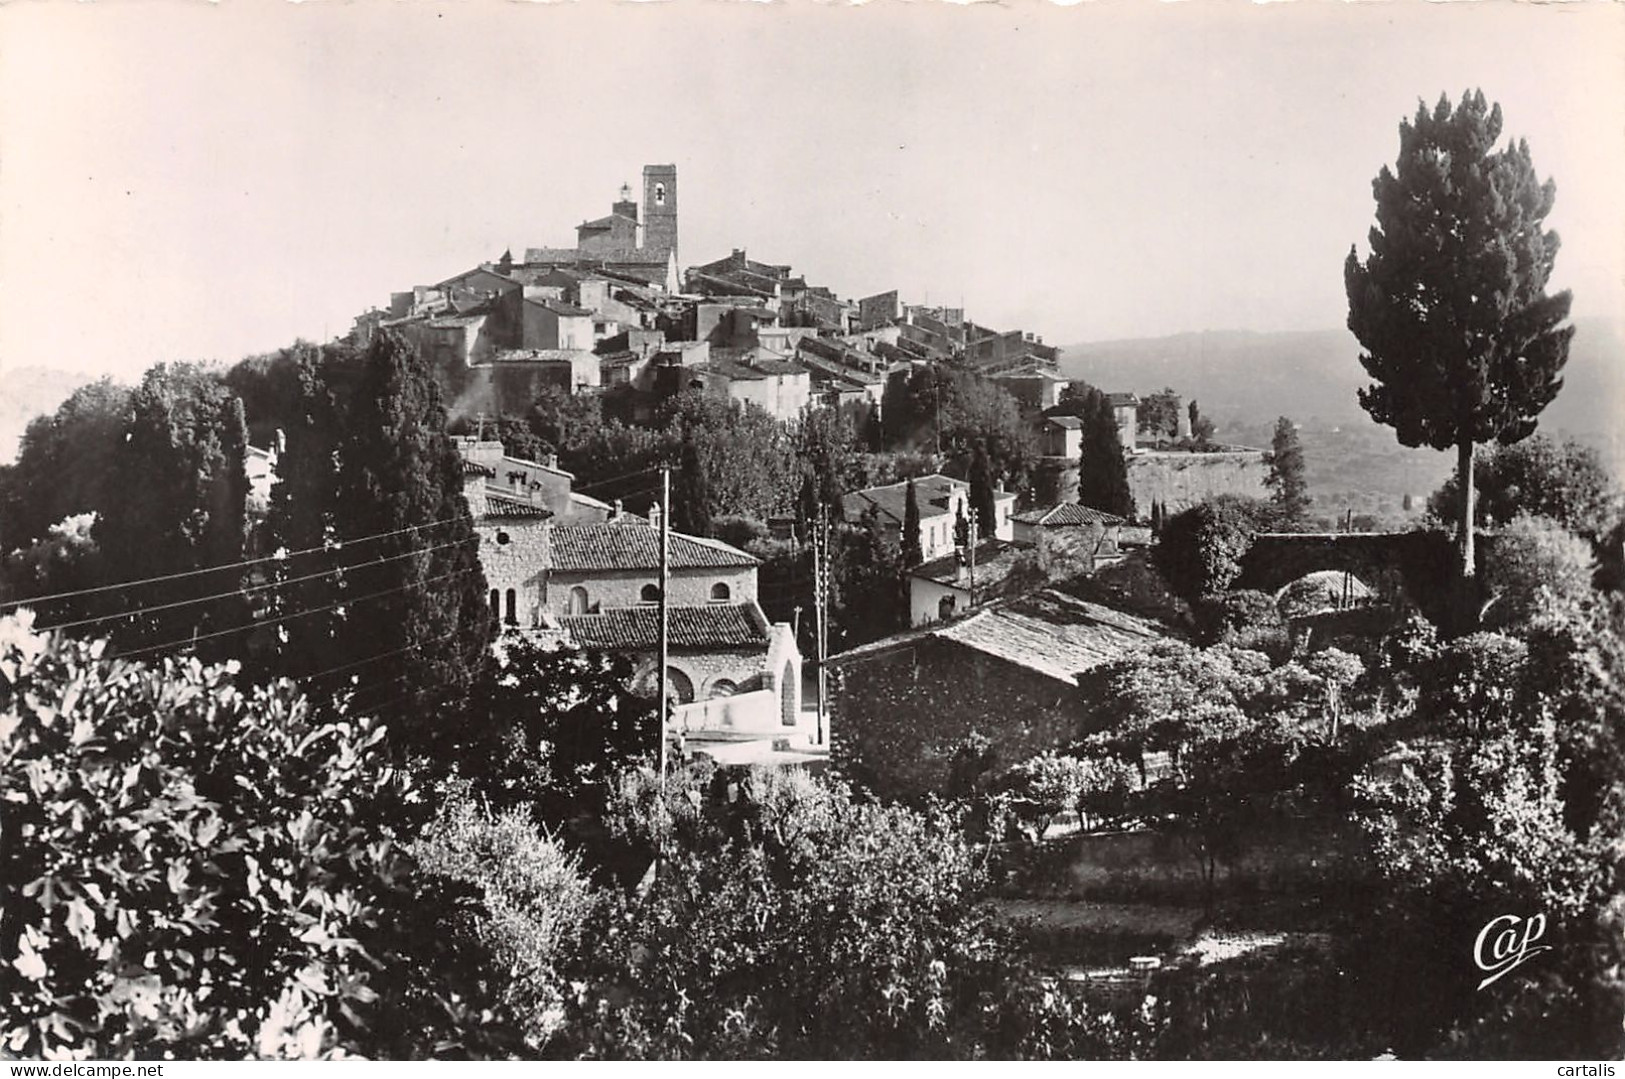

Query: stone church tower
[642,164,678,264]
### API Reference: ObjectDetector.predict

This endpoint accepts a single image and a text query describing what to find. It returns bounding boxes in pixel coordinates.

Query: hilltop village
[5,114,1620,1059]
[339,163,1272,767]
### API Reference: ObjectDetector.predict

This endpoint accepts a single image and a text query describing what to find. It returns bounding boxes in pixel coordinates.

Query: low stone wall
[675,688,783,734]
[1127,450,1267,516]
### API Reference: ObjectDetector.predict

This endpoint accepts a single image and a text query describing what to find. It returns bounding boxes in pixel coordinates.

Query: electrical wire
[34,537,472,634]
[0,514,473,612]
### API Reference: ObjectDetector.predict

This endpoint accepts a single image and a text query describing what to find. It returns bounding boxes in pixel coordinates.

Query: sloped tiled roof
[548,523,759,572]
[828,589,1168,687]
[1011,503,1126,528]
[1043,415,1084,430]
[911,540,1025,593]
[1106,392,1140,407]
[843,474,967,525]
[561,603,768,650]
[462,460,496,478]
[485,494,553,519]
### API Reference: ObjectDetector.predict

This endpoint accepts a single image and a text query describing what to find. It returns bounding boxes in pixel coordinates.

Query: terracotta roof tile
[486,494,553,519]
[1011,503,1125,527]
[548,522,758,572]
[561,603,768,650]
[829,589,1168,686]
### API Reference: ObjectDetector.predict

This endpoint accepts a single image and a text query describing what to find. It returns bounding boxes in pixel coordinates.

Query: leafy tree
[832,505,907,648]
[471,633,661,835]
[1088,642,1305,911]
[0,379,131,557]
[0,615,518,1059]
[559,766,1136,1059]
[0,513,103,625]
[672,433,713,536]
[325,330,493,757]
[792,406,857,524]
[1481,514,1596,628]
[900,478,923,568]
[1153,495,1270,601]
[527,388,607,467]
[1345,91,1574,610]
[882,366,1035,491]
[1264,417,1312,529]
[93,363,251,659]
[1137,388,1182,441]
[1427,434,1621,545]
[415,784,598,1050]
[1078,395,1135,519]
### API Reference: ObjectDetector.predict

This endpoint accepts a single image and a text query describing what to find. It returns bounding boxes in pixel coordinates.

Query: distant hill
[0,366,97,464]
[1058,317,1625,447]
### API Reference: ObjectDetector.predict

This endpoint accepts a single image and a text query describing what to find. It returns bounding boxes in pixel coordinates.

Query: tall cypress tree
[1078,396,1135,519]
[95,363,250,660]
[329,331,492,757]
[1265,416,1312,530]
[901,478,924,568]
[1346,90,1573,613]
[261,343,352,681]
[969,443,998,539]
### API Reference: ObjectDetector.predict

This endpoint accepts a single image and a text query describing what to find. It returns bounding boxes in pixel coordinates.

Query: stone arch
[1233,530,1458,623]
[707,678,738,700]
[633,663,695,705]
[568,585,590,615]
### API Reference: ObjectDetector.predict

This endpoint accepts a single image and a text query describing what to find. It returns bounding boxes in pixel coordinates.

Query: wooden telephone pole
[812,504,831,746]
[658,466,670,788]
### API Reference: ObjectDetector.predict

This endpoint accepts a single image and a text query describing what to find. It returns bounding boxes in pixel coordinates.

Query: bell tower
[642,164,677,264]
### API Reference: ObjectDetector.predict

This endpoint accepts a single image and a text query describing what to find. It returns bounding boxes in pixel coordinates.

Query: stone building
[826,589,1169,799]
[842,474,1016,563]
[457,439,804,740]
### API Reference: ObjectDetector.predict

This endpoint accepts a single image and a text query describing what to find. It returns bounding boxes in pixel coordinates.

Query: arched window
[568,586,590,615]
[640,583,662,604]
[708,679,738,700]
[504,588,517,625]
[655,182,667,206]
[938,594,957,621]
[490,589,500,620]
[709,582,731,603]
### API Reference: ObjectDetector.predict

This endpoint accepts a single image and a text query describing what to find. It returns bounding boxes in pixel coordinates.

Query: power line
[289,626,471,686]
[0,514,474,613]
[572,464,667,496]
[114,567,479,660]
[35,537,472,634]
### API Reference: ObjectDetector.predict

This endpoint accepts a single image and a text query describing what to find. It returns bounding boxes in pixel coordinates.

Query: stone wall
[545,565,757,615]
[1127,450,1268,516]
[829,637,1093,801]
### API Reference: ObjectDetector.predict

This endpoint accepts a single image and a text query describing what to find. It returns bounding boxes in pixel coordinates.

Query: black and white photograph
[0,0,1622,1062]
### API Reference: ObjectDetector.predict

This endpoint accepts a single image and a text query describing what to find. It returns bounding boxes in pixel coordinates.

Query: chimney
[274,428,286,457]
[611,498,623,520]
[648,500,663,532]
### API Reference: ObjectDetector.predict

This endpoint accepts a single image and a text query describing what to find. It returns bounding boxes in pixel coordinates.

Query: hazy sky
[2,1,1621,383]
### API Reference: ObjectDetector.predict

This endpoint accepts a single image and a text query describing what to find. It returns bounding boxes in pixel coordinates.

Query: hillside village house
[457,439,805,744]
[907,538,1026,626]
[1010,503,1125,557]
[842,474,1016,563]
[826,588,1170,799]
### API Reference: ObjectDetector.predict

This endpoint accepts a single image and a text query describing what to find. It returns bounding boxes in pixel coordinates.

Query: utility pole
[658,466,670,789]
[968,508,979,606]
[812,503,830,746]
